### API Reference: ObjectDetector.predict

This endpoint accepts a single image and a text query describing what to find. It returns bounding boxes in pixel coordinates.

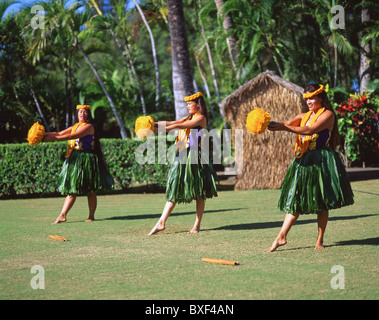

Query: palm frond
[328,32,354,56]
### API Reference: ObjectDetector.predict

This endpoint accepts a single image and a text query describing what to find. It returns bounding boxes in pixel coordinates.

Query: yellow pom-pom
[27,122,45,146]
[135,116,155,139]
[246,108,271,134]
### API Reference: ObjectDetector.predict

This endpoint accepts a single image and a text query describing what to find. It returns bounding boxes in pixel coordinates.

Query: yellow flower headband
[184,92,203,101]
[303,85,324,99]
[76,105,91,110]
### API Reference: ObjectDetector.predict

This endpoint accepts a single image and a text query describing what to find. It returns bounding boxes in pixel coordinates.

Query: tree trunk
[30,88,50,132]
[167,0,194,120]
[196,60,210,98]
[201,27,223,119]
[214,0,240,80]
[359,1,370,93]
[133,0,160,111]
[123,40,147,116]
[71,31,128,138]
[334,42,338,88]
[65,66,70,128]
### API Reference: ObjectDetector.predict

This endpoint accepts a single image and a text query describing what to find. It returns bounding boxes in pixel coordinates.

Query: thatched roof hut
[222,70,308,190]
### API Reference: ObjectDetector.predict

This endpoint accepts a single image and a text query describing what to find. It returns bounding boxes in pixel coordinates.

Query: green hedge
[0,138,170,198]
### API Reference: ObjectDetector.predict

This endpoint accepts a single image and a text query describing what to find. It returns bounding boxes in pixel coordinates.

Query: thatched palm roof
[222,70,308,190]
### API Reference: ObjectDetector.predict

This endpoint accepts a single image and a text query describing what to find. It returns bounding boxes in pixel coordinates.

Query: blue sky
[3,0,34,16]
[3,0,137,18]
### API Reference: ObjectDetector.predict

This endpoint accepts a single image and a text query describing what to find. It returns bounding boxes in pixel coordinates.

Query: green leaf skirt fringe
[278,148,354,214]
[58,150,114,195]
[165,148,218,204]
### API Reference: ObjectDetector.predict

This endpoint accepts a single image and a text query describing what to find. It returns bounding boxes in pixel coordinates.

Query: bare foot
[52,215,66,224]
[148,223,165,236]
[188,227,200,234]
[315,242,325,250]
[267,238,287,252]
[85,218,95,222]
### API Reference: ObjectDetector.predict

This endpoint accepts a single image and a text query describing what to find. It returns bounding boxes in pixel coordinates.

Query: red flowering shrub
[336,93,379,164]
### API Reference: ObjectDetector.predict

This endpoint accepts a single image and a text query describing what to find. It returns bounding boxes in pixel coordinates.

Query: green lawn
[1,179,378,300]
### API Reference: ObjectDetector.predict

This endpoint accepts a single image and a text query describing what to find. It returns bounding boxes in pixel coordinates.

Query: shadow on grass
[101,207,247,221]
[203,214,377,232]
[331,237,379,246]
[268,237,379,251]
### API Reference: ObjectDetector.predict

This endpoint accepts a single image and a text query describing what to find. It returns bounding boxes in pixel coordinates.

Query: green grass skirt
[166,148,218,204]
[58,150,114,195]
[278,148,354,214]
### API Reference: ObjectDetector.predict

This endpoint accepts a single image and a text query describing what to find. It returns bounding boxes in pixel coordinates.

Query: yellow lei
[184,92,203,101]
[294,107,325,158]
[66,122,87,158]
[303,85,324,99]
[175,113,202,152]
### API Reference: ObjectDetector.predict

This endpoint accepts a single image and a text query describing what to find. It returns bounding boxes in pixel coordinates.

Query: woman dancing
[266,84,354,251]
[148,92,218,235]
[44,105,113,224]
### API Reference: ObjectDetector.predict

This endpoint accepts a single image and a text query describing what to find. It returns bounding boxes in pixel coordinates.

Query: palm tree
[310,0,354,87]
[24,0,128,138]
[133,0,160,111]
[196,2,225,119]
[68,3,128,138]
[1,0,51,131]
[214,0,240,81]
[88,0,147,115]
[167,0,193,120]
[200,27,223,118]
[0,0,16,19]
[30,88,50,131]
[0,0,44,141]
[359,0,370,93]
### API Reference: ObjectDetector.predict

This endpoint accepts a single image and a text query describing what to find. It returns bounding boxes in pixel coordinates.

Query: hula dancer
[44,105,113,224]
[266,84,354,252]
[148,92,218,235]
